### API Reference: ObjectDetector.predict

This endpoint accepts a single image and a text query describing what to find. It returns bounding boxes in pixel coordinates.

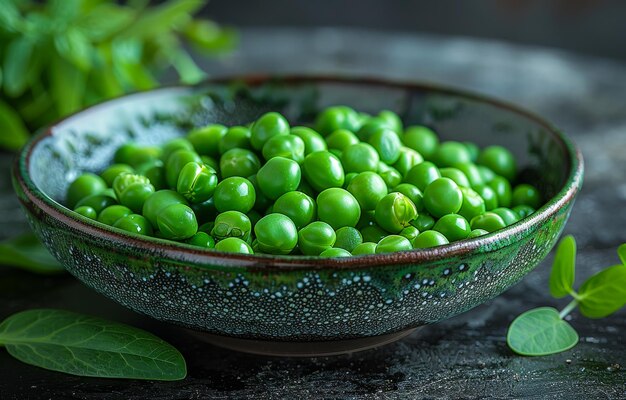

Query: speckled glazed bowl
[13,76,583,356]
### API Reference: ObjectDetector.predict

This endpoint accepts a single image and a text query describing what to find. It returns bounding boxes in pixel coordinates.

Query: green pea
[433,141,472,168]
[355,118,390,141]
[315,106,361,136]
[368,128,402,164]
[256,156,301,200]
[142,190,187,228]
[247,174,271,212]
[404,161,441,191]
[220,148,261,178]
[157,203,197,240]
[329,148,342,159]
[290,126,327,155]
[160,138,195,163]
[319,248,352,258]
[296,179,316,198]
[75,193,117,214]
[440,167,471,188]
[334,227,363,252]
[477,145,517,182]
[347,172,388,211]
[423,178,463,218]
[477,165,496,183]
[491,207,520,226]
[392,147,424,177]
[137,160,166,190]
[341,143,380,173]
[198,221,215,234]
[211,211,252,241]
[302,151,345,192]
[113,173,155,213]
[474,184,499,211]
[512,204,535,219]
[458,187,486,221]
[165,149,202,188]
[254,213,298,255]
[326,129,359,151]
[273,191,316,229]
[176,162,218,204]
[317,188,361,229]
[391,183,423,211]
[262,134,306,163]
[379,168,403,189]
[452,162,483,187]
[250,112,290,150]
[98,205,132,226]
[66,173,108,209]
[219,126,251,154]
[399,226,420,242]
[185,232,216,248]
[512,184,542,209]
[487,176,512,208]
[360,224,387,243]
[463,142,480,162]
[410,213,435,231]
[376,235,412,253]
[74,206,97,219]
[190,197,218,224]
[247,209,262,226]
[344,172,358,188]
[375,192,418,233]
[113,214,153,236]
[433,214,471,242]
[187,124,228,157]
[467,228,489,239]
[213,177,256,213]
[412,230,449,249]
[113,144,161,168]
[356,210,377,229]
[402,125,439,159]
[377,110,403,134]
[298,221,336,256]
[470,212,507,232]
[215,237,253,254]
[100,164,134,187]
[351,242,377,255]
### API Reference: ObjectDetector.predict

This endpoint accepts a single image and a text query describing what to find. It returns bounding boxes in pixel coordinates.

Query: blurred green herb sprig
[0,0,236,151]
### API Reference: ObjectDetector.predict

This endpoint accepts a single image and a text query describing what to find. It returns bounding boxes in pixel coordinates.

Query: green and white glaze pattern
[13,77,583,341]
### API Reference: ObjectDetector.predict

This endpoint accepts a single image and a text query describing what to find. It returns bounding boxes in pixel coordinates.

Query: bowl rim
[14,75,584,271]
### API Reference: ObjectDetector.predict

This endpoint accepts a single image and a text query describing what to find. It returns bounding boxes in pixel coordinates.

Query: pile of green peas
[66,106,543,257]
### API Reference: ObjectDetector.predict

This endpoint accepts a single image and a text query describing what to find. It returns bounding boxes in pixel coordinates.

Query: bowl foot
[187,328,418,357]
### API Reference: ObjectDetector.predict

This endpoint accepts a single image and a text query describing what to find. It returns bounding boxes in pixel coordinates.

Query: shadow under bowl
[13,76,583,356]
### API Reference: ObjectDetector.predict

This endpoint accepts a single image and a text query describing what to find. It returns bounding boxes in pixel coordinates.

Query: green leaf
[549,235,576,298]
[183,19,237,53]
[578,264,626,318]
[3,36,34,97]
[618,244,626,266]
[75,4,134,42]
[49,56,86,116]
[507,307,579,356]
[169,48,206,84]
[0,233,65,274]
[0,99,29,151]
[0,1,22,33]
[120,0,204,39]
[0,309,187,380]
[54,28,93,71]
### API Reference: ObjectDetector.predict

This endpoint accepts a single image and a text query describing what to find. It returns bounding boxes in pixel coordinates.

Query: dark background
[202,0,626,61]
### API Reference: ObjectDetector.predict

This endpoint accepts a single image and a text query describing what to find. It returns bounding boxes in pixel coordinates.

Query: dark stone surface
[1,29,625,399]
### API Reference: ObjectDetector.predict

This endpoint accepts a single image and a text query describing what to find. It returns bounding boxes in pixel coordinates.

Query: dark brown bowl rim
[14,75,584,271]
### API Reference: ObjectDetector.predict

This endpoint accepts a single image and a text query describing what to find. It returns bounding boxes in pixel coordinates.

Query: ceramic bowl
[13,76,583,356]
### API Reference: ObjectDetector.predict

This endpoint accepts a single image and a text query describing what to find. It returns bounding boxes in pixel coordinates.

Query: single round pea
[488,176,513,208]
[215,237,253,254]
[512,204,535,219]
[66,173,108,209]
[250,112,290,150]
[100,164,134,187]
[185,232,216,248]
[410,213,435,231]
[98,205,132,226]
[341,143,380,173]
[317,188,361,229]
[165,149,202,188]
[157,203,197,240]
[368,128,402,164]
[113,144,161,168]
[377,110,403,133]
[399,226,420,242]
[376,235,412,253]
[404,161,441,191]
[375,192,418,233]
[440,167,470,188]
[137,160,166,190]
[344,172,358,188]
[326,129,359,151]
[113,173,155,213]
[290,126,327,155]
[191,197,218,224]
[213,177,256,213]
[491,207,520,226]
[319,248,352,258]
[334,227,363,252]
[219,126,251,154]
[512,184,542,209]
[220,148,261,178]
[355,118,390,142]
[467,228,489,238]
[351,242,377,255]
[433,141,472,168]
[256,157,301,200]
[379,168,403,190]
[74,206,97,219]
[474,184,499,211]
[113,214,153,236]
[433,214,471,242]
[477,165,496,183]
[412,230,449,249]
[298,221,336,256]
[360,224,387,243]
[254,213,298,255]
[391,183,423,211]
[187,124,228,157]
[347,172,388,211]
[477,145,517,182]
[176,162,218,204]
[470,212,507,232]
[315,106,360,136]
[463,141,480,162]
[160,138,195,163]
[423,178,463,218]
[76,193,117,214]
[302,151,345,192]
[262,134,306,163]
[452,162,483,187]
[458,187,486,221]
[211,211,252,241]
[272,191,316,229]
[402,125,439,159]
[142,189,187,228]
[392,147,424,177]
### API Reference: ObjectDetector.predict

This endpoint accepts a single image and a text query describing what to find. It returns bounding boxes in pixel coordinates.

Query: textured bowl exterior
[13,77,583,341]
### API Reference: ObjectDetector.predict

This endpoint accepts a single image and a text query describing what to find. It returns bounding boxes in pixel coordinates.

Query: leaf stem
[559,299,578,319]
